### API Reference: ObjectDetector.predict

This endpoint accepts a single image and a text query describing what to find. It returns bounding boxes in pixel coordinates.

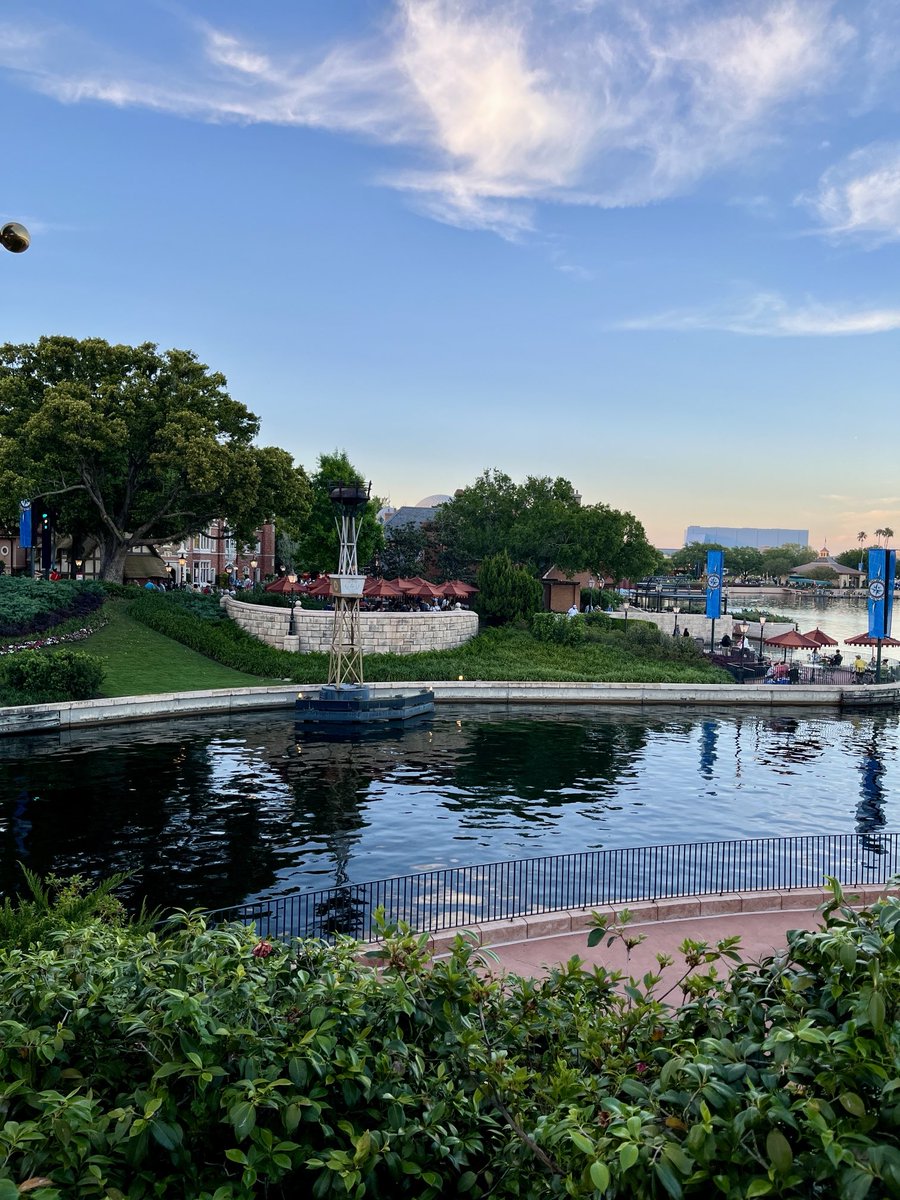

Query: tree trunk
[98,537,130,584]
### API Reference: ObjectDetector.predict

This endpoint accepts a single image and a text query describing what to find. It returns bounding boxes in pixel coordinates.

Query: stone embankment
[222,596,479,655]
[2,676,900,737]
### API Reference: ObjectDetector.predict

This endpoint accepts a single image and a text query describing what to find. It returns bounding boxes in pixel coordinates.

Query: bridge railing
[212,832,900,942]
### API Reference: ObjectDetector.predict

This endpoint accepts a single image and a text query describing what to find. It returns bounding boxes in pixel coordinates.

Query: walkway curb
[2,676,900,736]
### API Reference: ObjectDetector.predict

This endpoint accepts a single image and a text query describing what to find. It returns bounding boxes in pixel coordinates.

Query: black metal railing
[213,833,900,942]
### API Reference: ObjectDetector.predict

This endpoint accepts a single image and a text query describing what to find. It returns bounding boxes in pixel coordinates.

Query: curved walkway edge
[421,884,897,984]
[2,676,900,736]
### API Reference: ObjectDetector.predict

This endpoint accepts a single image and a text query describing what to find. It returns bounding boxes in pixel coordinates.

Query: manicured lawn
[82,601,284,696]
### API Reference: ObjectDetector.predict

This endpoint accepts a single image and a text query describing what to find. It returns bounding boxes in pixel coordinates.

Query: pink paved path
[469,907,824,990]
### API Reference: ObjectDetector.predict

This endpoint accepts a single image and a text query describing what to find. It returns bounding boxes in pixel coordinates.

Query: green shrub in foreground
[1,647,105,702]
[1,883,899,1197]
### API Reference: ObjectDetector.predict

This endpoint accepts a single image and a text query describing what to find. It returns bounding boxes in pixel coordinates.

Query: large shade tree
[0,337,309,582]
[433,469,656,583]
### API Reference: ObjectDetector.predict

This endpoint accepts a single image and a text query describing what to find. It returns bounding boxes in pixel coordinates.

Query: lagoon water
[1,702,896,914]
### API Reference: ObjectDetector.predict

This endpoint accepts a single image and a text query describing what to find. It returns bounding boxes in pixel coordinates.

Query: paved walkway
[480,906,823,993]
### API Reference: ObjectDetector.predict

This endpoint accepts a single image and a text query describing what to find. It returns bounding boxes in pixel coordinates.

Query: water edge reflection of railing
[212,833,900,943]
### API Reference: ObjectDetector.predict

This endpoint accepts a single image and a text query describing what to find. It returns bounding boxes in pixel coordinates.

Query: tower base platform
[295,684,435,726]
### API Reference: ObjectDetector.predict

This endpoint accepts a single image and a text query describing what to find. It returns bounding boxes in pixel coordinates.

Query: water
[732,591,871,646]
[1,703,896,914]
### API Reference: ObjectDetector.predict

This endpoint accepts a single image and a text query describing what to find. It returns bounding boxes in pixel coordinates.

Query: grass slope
[82,601,284,696]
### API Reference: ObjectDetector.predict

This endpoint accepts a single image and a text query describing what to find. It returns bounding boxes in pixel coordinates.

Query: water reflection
[0,705,897,912]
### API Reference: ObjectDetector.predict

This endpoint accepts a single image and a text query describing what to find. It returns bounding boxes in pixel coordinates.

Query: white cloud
[617,291,900,335]
[0,1,862,236]
[804,142,900,242]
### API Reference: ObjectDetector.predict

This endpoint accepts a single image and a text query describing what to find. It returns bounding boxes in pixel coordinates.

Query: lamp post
[673,605,680,637]
[225,561,234,587]
[287,572,299,635]
[758,615,767,662]
[588,576,595,612]
[623,600,629,633]
[178,555,186,587]
[738,620,749,682]
[250,558,259,586]
[655,584,663,613]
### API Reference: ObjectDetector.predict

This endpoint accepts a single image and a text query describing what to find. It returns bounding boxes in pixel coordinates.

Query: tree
[433,469,655,583]
[295,450,383,575]
[835,548,866,569]
[380,522,427,578]
[858,531,868,545]
[0,337,309,582]
[475,550,542,624]
[668,542,724,576]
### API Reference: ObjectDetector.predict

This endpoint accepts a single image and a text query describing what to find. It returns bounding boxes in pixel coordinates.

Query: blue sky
[4,0,900,548]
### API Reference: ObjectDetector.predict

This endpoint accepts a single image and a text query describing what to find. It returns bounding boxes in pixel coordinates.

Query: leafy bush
[532,611,586,645]
[1,885,900,1197]
[1,648,105,702]
[475,551,542,624]
[0,577,104,636]
[0,867,142,950]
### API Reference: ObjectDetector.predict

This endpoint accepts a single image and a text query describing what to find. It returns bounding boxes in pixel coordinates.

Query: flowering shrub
[0,616,108,657]
[0,577,104,636]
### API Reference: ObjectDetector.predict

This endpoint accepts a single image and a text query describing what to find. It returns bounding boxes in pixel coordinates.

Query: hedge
[0,882,899,1197]
[0,648,105,703]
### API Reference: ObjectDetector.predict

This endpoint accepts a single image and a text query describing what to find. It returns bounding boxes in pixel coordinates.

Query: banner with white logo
[867,547,896,639]
[705,549,724,619]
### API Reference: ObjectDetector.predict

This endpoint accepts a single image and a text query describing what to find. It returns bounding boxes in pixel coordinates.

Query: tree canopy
[432,469,656,583]
[295,450,383,575]
[0,337,309,581]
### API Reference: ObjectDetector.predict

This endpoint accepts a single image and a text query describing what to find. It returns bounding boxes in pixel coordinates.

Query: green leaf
[572,1131,594,1155]
[150,1120,183,1151]
[654,1159,683,1199]
[868,992,886,1032]
[746,1180,773,1197]
[225,1149,248,1165]
[0,1183,20,1200]
[458,1171,477,1193]
[590,1161,610,1192]
[840,1092,866,1118]
[620,1143,639,1171]
[766,1130,792,1174]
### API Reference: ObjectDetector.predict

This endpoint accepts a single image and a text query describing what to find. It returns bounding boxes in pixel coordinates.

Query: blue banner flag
[18,499,31,549]
[867,548,896,639]
[705,549,724,619]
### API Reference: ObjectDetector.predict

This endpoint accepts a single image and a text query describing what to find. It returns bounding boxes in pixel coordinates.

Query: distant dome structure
[416,493,451,507]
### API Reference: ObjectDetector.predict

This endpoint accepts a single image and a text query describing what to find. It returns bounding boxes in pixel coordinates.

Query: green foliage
[433,469,656,582]
[0,577,104,637]
[532,612,586,645]
[0,336,309,582]
[1,648,104,702]
[2,886,900,1197]
[835,548,866,569]
[129,592,327,684]
[380,522,427,578]
[295,450,383,575]
[0,867,139,950]
[476,551,542,624]
[128,593,726,685]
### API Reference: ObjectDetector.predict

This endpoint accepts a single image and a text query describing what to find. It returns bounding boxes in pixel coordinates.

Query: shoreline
[2,675,899,736]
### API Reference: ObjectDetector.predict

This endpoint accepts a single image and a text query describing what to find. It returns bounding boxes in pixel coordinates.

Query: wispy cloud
[617,291,900,336]
[803,141,900,243]
[0,0,861,237]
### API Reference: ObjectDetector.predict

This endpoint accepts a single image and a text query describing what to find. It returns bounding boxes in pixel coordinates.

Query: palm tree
[874,528,885,546]
[858,531,868,545]
[883,527,894,547]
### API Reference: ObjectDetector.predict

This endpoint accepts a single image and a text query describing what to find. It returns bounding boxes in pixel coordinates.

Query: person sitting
[854,654,867,680]
[567,604,579,617]
[831,651,843,666]
[719,633,732,650]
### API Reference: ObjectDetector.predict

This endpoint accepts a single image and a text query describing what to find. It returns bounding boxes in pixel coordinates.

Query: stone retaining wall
[223,596,479,654]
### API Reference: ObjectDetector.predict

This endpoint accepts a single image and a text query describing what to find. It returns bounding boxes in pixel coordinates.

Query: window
[195,559,212,583]
[194,532,215,552]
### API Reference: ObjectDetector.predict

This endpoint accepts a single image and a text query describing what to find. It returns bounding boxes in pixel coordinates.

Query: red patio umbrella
[438,581,475,599]
[447,579,478,595]
[843,632,900,647]
[802,628,839,647]
[306,576,333,597]
[764,629,821,661]
[265,575,306,595]
[364,577,403,598]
